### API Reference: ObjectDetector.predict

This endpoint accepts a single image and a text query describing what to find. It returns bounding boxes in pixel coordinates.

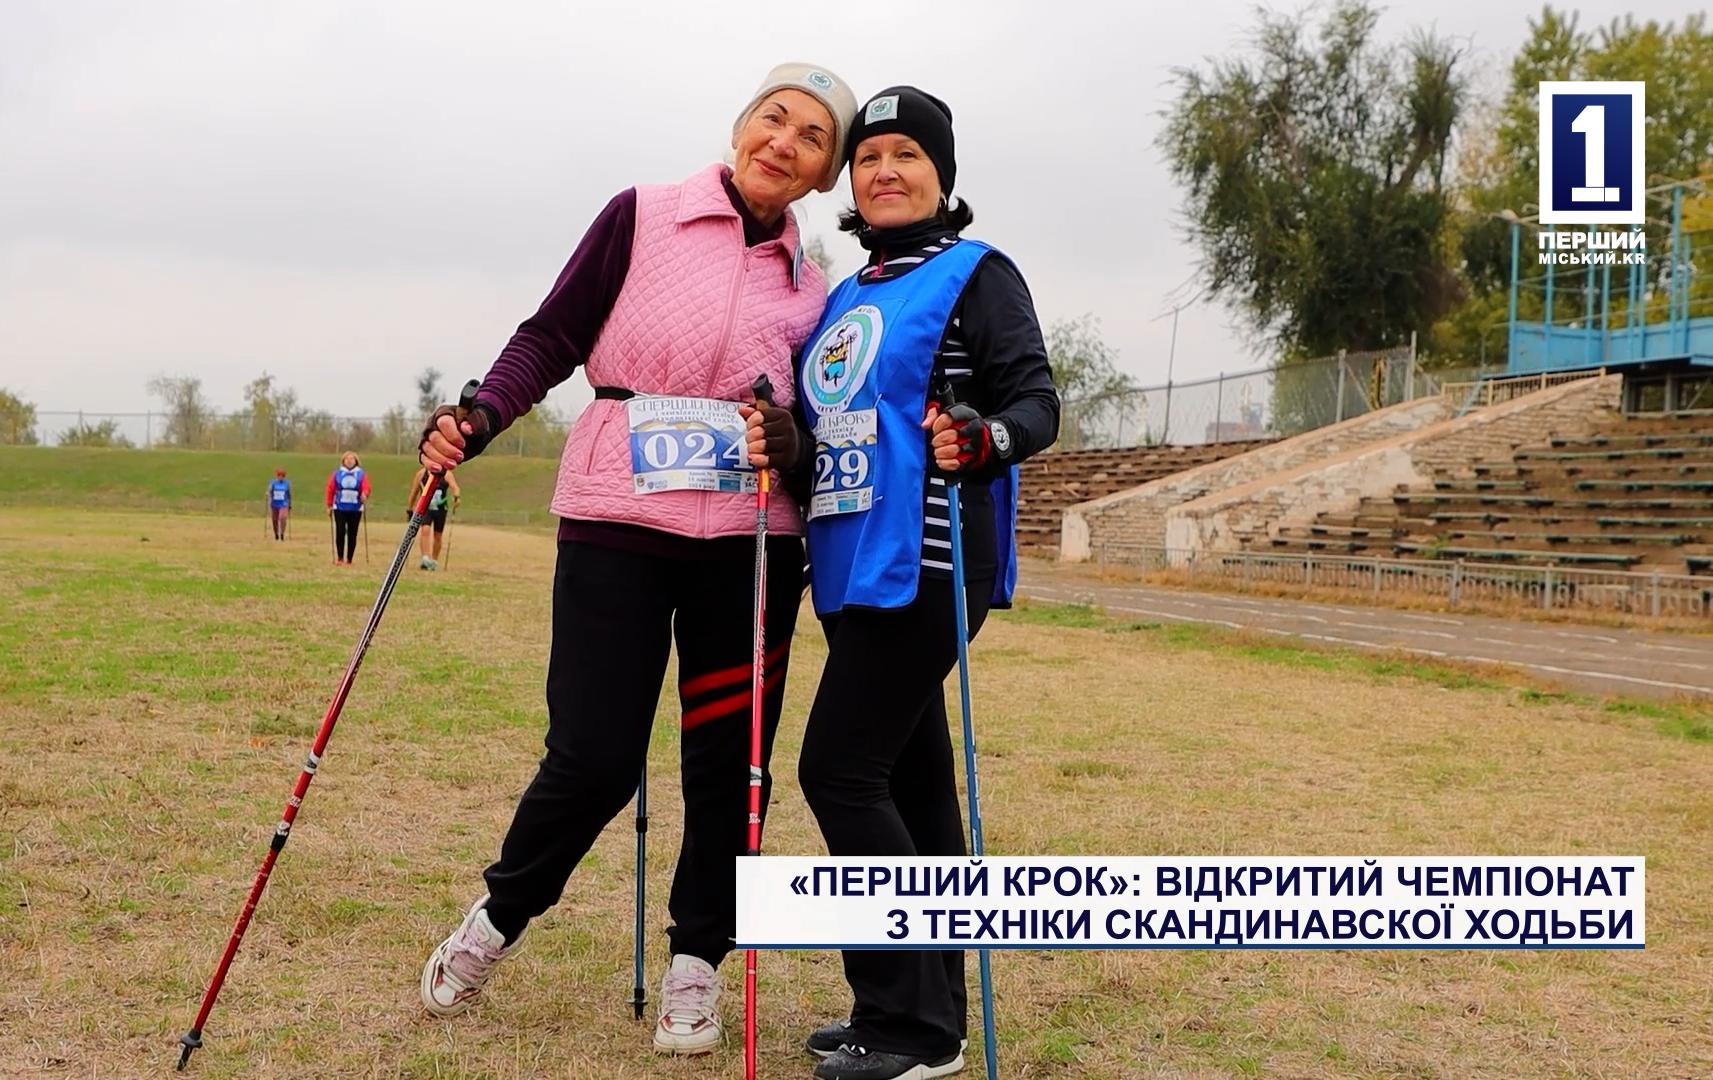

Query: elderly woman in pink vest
[414,63,857,1055]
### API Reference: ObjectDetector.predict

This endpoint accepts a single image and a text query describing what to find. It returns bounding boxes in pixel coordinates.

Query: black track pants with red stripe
[481,536,803,967]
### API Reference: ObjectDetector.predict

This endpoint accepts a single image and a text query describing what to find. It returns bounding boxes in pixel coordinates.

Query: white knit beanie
[731,62,859,193]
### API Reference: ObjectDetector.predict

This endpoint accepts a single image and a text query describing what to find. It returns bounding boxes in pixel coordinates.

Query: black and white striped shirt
[852,230,1059,581]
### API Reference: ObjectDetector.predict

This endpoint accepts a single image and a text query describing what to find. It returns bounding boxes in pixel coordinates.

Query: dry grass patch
[1,510,1708,1078]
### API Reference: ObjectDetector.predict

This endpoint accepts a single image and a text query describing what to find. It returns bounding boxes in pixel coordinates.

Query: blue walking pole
[631,764,648,1020]
[938,384,1000,1079]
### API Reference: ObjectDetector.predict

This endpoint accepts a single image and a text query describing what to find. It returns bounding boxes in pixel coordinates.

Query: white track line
[1017,585,1712,695]
[1392,613,1464,626]
[1335,620,1458,639]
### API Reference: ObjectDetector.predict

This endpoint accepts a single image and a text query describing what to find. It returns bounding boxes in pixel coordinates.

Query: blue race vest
[333,466,364,509]
[800,239,1019,616]
[268,479,291,508]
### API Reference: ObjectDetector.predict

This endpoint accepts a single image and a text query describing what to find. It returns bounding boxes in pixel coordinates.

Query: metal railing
[1090,543,1712,620]
[1440,368,1607,414]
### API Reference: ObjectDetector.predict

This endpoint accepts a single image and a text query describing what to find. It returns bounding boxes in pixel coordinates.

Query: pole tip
[177,1029,203,1070]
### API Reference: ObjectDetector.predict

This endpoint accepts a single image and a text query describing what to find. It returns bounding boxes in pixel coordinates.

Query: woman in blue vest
[267,468,292,541]
[325,451,370,565]
[747,87,1059,1080]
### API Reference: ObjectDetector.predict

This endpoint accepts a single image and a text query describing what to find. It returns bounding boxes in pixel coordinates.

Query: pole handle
[456,378,481,421]
[750,375,775,496]
[415,380,482,518]
[750,373,774,407]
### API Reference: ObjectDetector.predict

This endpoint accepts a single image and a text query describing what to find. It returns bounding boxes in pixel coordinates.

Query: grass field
[2,508,1710,1079]
[2,446,561,526]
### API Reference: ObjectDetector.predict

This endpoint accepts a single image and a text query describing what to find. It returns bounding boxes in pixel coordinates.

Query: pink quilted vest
[550,163,826,538]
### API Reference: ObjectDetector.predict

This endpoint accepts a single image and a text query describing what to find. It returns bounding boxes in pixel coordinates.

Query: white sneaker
[420,894,520,1017]
[652,953,722,1055]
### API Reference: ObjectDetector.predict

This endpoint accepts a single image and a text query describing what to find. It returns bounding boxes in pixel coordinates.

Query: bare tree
[416,367,445,422]
[1046,316,1141,449]
[147,375,213,448]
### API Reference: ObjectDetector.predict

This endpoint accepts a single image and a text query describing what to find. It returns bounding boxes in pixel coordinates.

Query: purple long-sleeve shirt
[472,171,787,551]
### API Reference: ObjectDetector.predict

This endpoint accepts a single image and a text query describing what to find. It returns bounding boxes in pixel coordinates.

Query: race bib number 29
[626,396,755,495]
[810,408,877,519]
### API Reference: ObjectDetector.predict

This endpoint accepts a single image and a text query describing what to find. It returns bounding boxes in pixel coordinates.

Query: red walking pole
[744,374,773,1080]
[176,381,480,1070]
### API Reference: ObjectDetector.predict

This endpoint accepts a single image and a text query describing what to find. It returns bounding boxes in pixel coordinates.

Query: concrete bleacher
[1017,442,1270,555]
[1268,412,1713,575]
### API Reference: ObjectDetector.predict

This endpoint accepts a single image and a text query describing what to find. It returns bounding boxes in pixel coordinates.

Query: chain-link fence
[12,411,571,457]
[1057,346,1446,450]
[13,346,1453,456]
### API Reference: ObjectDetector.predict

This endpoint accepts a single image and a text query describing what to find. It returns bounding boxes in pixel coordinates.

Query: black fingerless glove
[420,401,499,462]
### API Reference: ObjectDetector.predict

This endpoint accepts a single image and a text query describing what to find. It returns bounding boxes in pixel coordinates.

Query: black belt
[593,386,635,401]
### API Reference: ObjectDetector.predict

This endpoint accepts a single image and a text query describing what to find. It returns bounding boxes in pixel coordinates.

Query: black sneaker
[806,1018,853,1057]
[808,1020,968,1060]
[812,1043,965,1080]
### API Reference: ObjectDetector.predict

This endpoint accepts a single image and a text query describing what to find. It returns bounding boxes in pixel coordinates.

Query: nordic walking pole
[631,763,647,1020]
[362,504,370,564]
[177,380,481,1071]
[744,373,773,1080]
[441,503,458,571]
[936,381,1001,1080]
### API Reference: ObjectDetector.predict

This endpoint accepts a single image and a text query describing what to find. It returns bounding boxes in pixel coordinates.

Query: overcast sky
[0,0,1684,420]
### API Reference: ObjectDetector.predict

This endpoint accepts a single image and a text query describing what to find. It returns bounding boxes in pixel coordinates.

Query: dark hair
[838,195,975,237]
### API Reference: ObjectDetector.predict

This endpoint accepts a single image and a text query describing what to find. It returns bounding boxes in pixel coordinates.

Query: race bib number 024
[810,408,876,519]
[626,396,755,495]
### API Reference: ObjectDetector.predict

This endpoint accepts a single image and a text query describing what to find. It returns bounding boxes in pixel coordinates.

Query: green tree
[296,410,341,454]
[241,372,302,450]
[0,389,39,445]
[147,375,213,448]
[57,418,134,448]
[1160,0,1468,359]
[1045,315,1140,449]
[1442,11,1713,362]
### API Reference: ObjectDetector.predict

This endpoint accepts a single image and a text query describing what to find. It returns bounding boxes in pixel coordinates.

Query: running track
[1016,563,1713,700]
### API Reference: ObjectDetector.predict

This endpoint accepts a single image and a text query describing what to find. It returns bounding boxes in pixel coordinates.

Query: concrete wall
[1162,375,1622,554]
[1061,396,1454,561]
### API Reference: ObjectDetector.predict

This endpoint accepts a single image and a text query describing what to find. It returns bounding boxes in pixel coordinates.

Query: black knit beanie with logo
[844,85,956,197]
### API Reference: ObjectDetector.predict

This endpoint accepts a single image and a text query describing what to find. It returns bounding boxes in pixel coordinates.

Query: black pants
[332,509,361,561]
[483,537,804,966]
[270,506,289,540]
[798,574,992,1058]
